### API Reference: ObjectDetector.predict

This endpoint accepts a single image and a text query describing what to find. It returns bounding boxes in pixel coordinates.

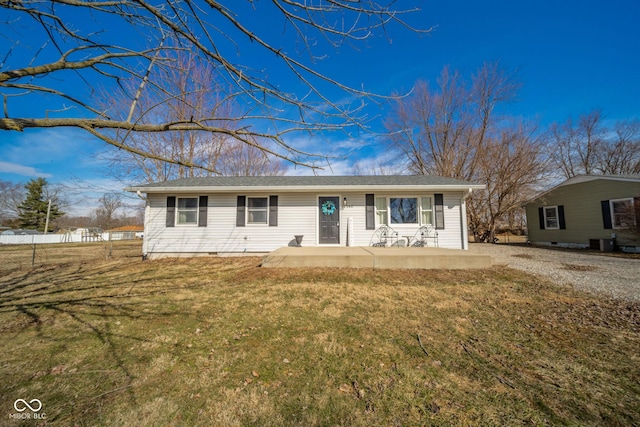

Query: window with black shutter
[269,195,278,226]
[365,194,375,230]
[434,194,445,230]
[166,196,176,227]
[198,196,208,227]
[236,196,246,227]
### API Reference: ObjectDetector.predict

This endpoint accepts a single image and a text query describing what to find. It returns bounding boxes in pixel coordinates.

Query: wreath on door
[321,200,336,215]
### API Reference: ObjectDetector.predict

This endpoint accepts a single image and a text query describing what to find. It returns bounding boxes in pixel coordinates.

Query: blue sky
[1,0,639,214]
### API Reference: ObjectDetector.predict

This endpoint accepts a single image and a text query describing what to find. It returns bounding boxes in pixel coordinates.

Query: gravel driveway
[469,243,640,302]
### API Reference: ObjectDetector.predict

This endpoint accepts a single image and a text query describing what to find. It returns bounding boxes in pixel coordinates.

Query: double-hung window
[237,195,277,227]
[375,197,388,225]
[543,206,559,229]
[610,198,635,229]
[421,196,433,225]
[375,196,434,226]
[247,197,268,224]
[177,197,198,225]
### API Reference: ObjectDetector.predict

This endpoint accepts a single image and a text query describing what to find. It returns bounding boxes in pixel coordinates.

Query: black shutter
[365,194,375,230]
[538,207,545,230]
[236,196,246,227]
[601,200,612,229]
[558,205,566,230]
[269,195,278,226]
[198,196,208,227]
[434,193,445,230]
[166,196,176,227]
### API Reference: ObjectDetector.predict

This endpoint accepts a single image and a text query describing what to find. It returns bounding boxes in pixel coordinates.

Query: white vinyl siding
[141,190,468,257]
[359,192,463,249]
[145,193,316,254]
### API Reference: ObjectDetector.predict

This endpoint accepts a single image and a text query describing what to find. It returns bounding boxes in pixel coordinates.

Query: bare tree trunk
[386,63,547,243]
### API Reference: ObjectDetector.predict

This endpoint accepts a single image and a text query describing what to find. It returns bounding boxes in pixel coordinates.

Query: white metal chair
[412,225,438,247]
[370,225,399,247]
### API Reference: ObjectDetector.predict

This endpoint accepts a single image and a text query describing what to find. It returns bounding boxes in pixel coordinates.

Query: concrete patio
[261,246,492,270]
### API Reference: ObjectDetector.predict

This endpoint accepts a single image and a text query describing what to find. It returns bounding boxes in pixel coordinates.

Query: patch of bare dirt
[561,263,600,272]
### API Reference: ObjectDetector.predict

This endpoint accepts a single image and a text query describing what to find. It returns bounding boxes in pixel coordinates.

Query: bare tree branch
[1,0,429,170]
[97,47,286,181]
[547,110,640,178]
[385,62,548,242]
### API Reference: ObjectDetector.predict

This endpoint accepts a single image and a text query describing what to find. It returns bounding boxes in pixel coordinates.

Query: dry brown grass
[0,253,638,426]
[561,263,601,272]
[0,240,142,272]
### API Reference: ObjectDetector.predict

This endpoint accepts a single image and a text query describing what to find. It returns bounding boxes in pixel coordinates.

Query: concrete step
[262,247,492,269]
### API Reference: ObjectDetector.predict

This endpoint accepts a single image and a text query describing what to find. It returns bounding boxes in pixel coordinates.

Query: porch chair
[412,225,439,248]
[369,225,399,247]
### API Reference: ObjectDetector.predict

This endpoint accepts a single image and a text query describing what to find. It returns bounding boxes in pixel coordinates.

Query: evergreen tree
[18,178,64,232]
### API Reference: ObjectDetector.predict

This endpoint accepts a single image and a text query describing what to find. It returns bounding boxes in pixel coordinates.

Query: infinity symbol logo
[14,399,42,412]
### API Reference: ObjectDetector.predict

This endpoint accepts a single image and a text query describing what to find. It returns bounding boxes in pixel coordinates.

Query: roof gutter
[125,184,487,194]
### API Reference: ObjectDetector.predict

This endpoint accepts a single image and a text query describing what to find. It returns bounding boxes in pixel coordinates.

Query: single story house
[524,175,640,251]
[126,175,485,259]
[0,229,43,235]
[106,225,144,239]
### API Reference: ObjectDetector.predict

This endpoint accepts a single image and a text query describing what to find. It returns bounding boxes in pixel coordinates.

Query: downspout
[136,191,149,259]
[460,188,473,250]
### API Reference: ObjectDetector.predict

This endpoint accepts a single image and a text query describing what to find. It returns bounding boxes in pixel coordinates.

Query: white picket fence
[0,232,139,245]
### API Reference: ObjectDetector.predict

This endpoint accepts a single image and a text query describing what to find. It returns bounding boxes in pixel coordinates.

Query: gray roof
[1,229,43,235]
[126,175,484,193]
[562,174,640,183]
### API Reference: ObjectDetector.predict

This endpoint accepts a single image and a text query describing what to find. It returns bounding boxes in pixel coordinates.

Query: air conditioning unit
[600,239,614,252]
[589,239,615,252]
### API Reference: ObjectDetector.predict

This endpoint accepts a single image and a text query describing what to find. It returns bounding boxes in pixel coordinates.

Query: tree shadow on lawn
[0,258,229,421]
[2,257,639,425]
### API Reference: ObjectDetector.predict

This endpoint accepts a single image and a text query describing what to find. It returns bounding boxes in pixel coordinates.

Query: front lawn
[1,255,638,426]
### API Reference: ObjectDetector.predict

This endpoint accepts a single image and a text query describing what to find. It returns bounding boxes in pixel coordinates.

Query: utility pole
[44,199,52,234]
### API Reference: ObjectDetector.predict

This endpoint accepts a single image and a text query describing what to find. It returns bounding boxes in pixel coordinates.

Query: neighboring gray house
[0,229,43,235]
[126,175,484,259]
[524,175,640,251]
